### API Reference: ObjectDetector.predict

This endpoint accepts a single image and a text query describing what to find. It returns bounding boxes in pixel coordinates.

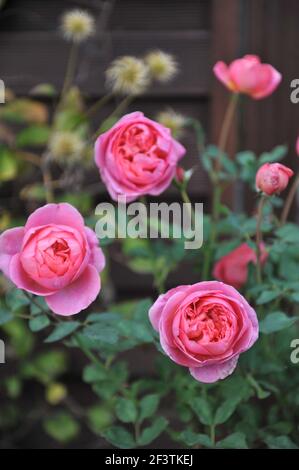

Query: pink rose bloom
[94,112,186,202]
[256,162,293,195]
[149,281,258,383]
[213,55,281,99]
[0,203,105,316]
[296,137,299,156]
[213,243,268,290]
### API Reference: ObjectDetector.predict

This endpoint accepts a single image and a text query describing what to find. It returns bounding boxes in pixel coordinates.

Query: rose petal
[85,227,106,272]
[9,254,55,296]
[45,264,101,316]
[25,203,85,232]
[0,227,24,278]
[190,355,239,383]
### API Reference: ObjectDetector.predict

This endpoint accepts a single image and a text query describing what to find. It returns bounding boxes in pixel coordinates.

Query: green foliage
[43,412,80,444]
[16,125,50,148]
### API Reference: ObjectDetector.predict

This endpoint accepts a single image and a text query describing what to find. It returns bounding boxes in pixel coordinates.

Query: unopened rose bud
[256,162,294,195]
[176,166,185,184]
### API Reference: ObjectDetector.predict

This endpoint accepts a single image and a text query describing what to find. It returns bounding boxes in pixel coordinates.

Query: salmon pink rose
[256,162,293,195]
[0,203,105,316]
[94,112,186,202]
[149,281,258,383]
[213,243,268,290]
[213,55,281,99]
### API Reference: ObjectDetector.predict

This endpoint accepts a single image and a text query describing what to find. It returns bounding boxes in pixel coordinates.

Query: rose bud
[255,162,294,195]
[175,166,185,184]
[213,55,281,99]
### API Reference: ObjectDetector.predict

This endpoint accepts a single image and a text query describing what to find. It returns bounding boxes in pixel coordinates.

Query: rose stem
[202,94,239,280]
[280,173,299,225]
[255,194,267,283]
[180,187,195,226]
[212,93,239,226]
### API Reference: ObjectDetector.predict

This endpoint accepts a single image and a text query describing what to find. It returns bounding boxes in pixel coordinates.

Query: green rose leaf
[29,314,50,332]
[214,397,240,425]
[103,426,136,449]
[139,394,160,422]
[179,430,213,448]
[257,290,280,305]
[264,435,298,449]
[115,398,138,423]
[191,397,213,426]
[216,432,248,449]
[0,308,13,325]
[260,312,297,334]
[82,324,118,344]
[137,417,168,446]
[44,322,80,343]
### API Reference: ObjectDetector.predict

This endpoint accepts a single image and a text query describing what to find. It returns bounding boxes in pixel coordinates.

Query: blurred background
[1,0,299,297]
[0,0,299,449]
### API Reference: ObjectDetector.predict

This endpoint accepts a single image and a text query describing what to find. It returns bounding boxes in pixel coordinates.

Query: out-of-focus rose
[0,203,105,316]
[95,112,186,202]
[149,281,258,383]
[256,162,293,195]
[213,55,281,99]
[213,243,268,290]
[296,136,299,157]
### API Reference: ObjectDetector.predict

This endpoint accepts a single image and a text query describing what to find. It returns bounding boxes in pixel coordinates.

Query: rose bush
[1,7,299,449]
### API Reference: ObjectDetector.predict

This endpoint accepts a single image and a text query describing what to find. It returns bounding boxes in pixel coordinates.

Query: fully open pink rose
[213,243,268,290]
[256,162,293,195]
[149,281,258,383]
[94,112,186,202]
[213,55,281,99]
[0,203,105,316]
